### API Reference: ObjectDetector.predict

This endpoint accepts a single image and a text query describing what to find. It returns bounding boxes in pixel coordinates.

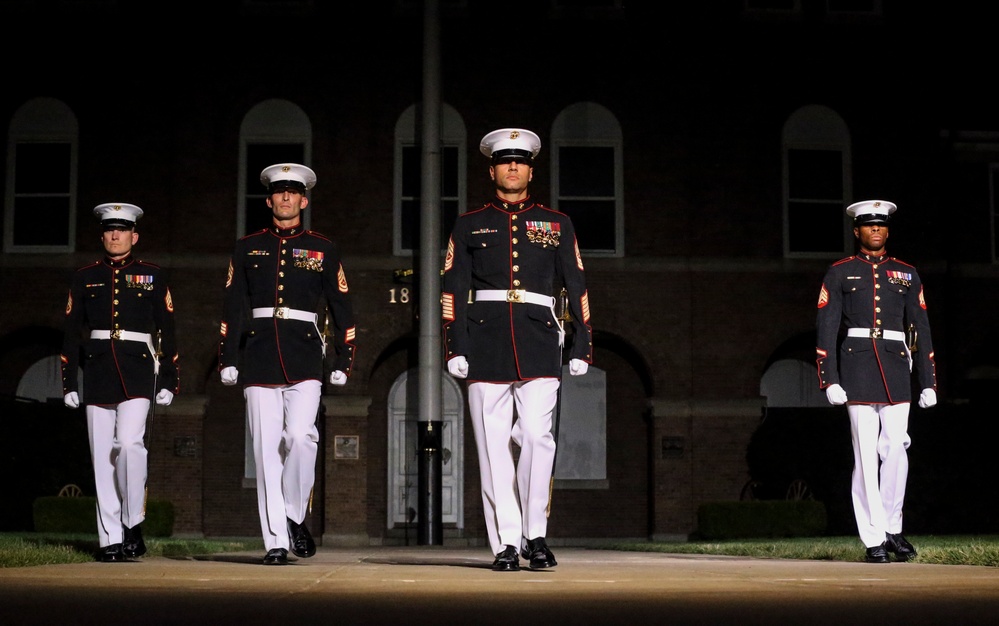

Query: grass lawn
[3,533,999,568]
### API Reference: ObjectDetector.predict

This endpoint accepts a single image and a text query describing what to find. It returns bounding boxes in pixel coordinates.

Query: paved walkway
[2,546,999,625]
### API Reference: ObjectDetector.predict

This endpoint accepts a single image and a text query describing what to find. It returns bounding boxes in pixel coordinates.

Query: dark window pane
[788,149,842,199]
[245,197,275,234]
[559,147,615,197]
[13,197,70,246]
[15,143,70,194]
[401,198,455,252]
[246,144,305,194]
[402,146,420,197]
[788,202,842,253]
[560,199,615,251]
[403,145,458,197]
[401,197,419,251]
[441,146,458,197]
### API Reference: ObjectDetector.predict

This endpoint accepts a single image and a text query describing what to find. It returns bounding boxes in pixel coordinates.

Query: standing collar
[104,254,133,268]
[490,195,535,212]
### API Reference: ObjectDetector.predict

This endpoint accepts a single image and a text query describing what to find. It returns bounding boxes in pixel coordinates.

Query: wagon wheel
[785,479,813,501]
[740,480,761,501]
[58,483,83,497]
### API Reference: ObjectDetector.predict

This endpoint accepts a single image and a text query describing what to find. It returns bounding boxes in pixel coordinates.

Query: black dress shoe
[287,518,316,558]
[521,537,557,569]
[99,543,125,562]
[886,533,917,560]
[263,548,288,565]
[865,543,890,563]
[491,545,520,572]
[123,524,146,558]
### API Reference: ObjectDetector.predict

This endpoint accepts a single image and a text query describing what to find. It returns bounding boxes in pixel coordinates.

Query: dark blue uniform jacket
[61,254,180,406]
[816,252,936,404]
[442,197,592,382]
[219,224,356,386]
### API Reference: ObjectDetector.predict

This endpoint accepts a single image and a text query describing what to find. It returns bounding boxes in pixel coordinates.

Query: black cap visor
[491,148,533,165]
[268,180,308,194]
[854,214,890,226]
[102,219,135,231]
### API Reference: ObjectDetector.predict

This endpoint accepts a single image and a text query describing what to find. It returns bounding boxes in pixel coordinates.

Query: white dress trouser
[244,380,321,551]
[468,378,559,556]
[86,398,150,548]
[847,402,911,548]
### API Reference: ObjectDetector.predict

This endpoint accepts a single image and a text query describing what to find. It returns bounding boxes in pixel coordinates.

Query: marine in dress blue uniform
[815,200,937,563]
[61,202,180,562]
[442,129,593,571]
[218,163,356,565]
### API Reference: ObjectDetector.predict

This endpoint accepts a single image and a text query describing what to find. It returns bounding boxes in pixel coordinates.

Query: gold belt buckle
[870,328,882,339]
[506,289,524,303]
[110,329,121,340]
[274,307,288,319]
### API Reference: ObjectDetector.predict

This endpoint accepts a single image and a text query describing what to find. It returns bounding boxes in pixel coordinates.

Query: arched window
[238,99,312,237]
[4,97,78,253]
[393,103,467,256]
[551,101,624,257]
[782,104,852,257]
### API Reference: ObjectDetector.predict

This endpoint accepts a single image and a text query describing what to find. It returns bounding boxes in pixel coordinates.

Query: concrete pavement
[2,546,999,625]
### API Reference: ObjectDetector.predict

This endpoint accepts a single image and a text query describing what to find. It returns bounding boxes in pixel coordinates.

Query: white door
[387,369,464,528]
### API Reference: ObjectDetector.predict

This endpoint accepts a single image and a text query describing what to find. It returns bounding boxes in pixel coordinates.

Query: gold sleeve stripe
[442,292,455,321]
[165,288,174,313]
[219,321,228,337]
[581,291,590,323]
[816,348,827,357]
[65,292,73,315]
[444,238,454,272]
[345,326,356,342]
[225,260,234,288]
[338,265,349,293]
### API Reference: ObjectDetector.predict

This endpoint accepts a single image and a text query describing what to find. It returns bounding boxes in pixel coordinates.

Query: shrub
[695,500,827,540]
[32,496,174,537]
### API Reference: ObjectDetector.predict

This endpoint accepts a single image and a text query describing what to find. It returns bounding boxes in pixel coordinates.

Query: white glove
[825,384,848,405]
[64,391,80,409]
[447,356,468,379]
[220,366,239,386]
[918,388,937,409]
[330,370,347,386]
[155,389,174,406]
[569,359,589,376]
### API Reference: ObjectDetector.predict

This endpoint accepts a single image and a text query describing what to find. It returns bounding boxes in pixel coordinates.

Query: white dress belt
[252,307,317,323]
[91,329,153,344]
[90,329,158,374]
[474,289,555,307]
[474,289,563,347]
[251,307,326,356]
[846,327,905,342]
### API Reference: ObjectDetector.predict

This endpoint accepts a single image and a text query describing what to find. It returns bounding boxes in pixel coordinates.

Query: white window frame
[392,103,466,257]
[782,104,852,259]
[551,101,625,257]
[237,99,313,239]
[4,97,78,254]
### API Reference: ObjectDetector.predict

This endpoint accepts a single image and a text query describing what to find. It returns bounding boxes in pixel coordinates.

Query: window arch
[782,104,852,258]
[4,97,78,253]
[551,101,624,257]
[238,99,313,237]
[392,103,467,256]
